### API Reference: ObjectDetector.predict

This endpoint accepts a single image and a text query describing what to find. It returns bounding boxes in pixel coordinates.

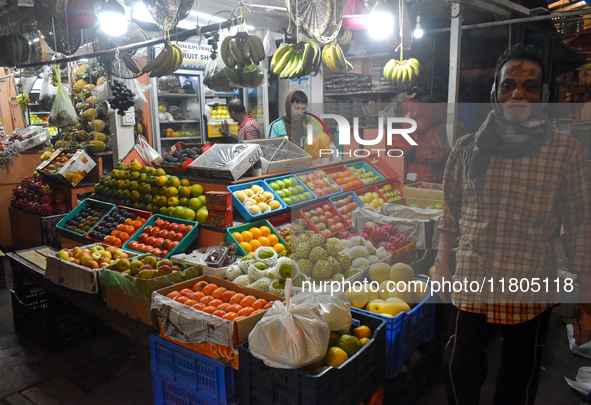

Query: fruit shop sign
[309,115,418,158]
[177,42,213,70]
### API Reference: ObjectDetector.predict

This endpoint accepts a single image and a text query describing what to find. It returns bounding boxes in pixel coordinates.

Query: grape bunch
[108,79,135,116]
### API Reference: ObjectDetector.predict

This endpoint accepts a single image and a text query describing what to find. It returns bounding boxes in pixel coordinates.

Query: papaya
[317,132,330,150]
[304,135,320,159]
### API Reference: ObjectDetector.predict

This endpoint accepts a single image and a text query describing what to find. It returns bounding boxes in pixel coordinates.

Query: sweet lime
[323,347,348,368]
[336,334,360,357]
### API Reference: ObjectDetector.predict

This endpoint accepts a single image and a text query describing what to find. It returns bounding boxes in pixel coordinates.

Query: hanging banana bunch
[270,39,320,79]
[322,40,353,73]
[383,58,420,86]
[337,29,353,47]
[141,41,184,78]
[220,32,266,68]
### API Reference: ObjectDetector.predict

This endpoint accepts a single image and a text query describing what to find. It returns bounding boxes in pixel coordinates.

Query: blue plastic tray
[328,191,364,224]
[227,180,288,222]
[264,175,317,210]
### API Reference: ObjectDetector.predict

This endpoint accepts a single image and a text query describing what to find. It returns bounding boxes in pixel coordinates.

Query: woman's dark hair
[495,44,546,85]
[291,91,308,104]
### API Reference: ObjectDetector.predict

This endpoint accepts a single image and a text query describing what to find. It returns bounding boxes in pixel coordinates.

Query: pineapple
[87,140,106,152]
[85,96,99,108]
[96,76,106,86]
[93,132,107,142]
[74,63,88,78]
[88,119,105,132]
[73,79,87,93]
[81,84,96,95]
[81,108,98,120]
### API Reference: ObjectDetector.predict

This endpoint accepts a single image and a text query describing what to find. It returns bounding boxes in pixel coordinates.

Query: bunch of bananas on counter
[270,39,320,79]
[383,58,420,85]
[337,29,353,46]
[220,32,265,68]
[141,41,183,78]
[322,41,353,73]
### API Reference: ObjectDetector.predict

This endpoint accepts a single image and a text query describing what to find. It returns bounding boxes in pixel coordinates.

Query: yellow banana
[142,41,172,74]
[407,58,420,76]
[149,43,176,77]
[390,63,401,84]
[271,44,290,72]
[404,61,413,82]
[158,46,181,76]
[280,52,297,78]
[173,44,184,71]
[333,43,346,72]
[383,59,396,79]
[301,42,313,76]
[274,47,293,74]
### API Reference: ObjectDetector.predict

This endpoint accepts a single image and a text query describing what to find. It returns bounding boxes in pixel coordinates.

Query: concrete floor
[0,256,590,405]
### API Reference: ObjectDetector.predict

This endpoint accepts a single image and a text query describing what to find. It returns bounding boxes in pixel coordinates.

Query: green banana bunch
[383,58,420,86]
[141,41,184,77]
[270,39,320,79]
[337,29,353,46]
[322,40,353,73]
[220,32,266,68]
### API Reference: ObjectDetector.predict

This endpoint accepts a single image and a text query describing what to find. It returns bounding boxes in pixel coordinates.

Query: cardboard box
[37,149,96,187]
[403,182,444,201]
[206,191,232,211]
[395,197,444,209]
[206,209,233,229]
[187,143,262,181]
[153,275,282,348]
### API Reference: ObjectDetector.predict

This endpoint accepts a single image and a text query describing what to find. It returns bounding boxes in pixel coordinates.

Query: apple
[173,233,184,242]
[138,233,149,243]
[137,269,157,279]
[157,265,172,276]
[91,245,105,253]
[91,252,102,261]
[144,226,154,234]
[100,262,110,268]
[140,264,154,271]
[157,259,173,267]
[98,256,110,265]
[116,258,131,272]
[128,241,139,250]
[80,254,94,266]
[143,245,154,254]
[72,247,83,255]
[120,269,131,275]
[118,252,129,259]
[70,258,81,265]
[129,260,144,275]
[152,248,163,257]
[57,250,70,260]
[101,250,113,259]
[106,246,117,255]
[161,221,171,230]
[86,260,99,269]
[143,256,158,268]
[161,250,170,258]
[171,265,181,272]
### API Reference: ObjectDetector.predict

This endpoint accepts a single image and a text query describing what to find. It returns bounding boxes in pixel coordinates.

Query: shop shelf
[86,206,153,248]
[352,250,436,378]
[152,372,237,405]
[227,180,288,222]
[238,310,386,405]
[264,174,317,210]
[321,165,365,191]
[56,198,114,241]
[299,201,351,239]
[226,219,286,257]
[345,161,385,186]
[150,335,236,403]
[11,283,103,350]
[122,214,199,259]
[328,191,364,224]
[296,169,343,200]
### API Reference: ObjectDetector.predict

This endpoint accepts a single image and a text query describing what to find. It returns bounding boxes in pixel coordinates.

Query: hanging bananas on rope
[337,29,353,46]
[220,32,266,68]
[270,39,321,79]
[383,58,420,86]
[322,41,353,73]
[141,41,184,78]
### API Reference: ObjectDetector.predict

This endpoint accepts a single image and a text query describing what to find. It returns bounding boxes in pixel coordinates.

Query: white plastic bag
[248,279,330,369]
[39,65,57,111]
[565,366,591,399]
[92,81,110,102]
[134,138,161,164]
[122,78,151,109]
[290,290,352,333]
[48,67,77,128]
[567,323,591,359]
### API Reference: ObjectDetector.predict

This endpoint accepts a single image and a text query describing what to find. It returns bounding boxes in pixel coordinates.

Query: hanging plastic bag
[203,29,238,93]
[39,65,58,111]
[134,137,161,164]
[263,28,276,57]
[248,279,330,369]
[48,67,78,128]
[92,80,110,102]
[122,78,151,109]
[290,290,352,333]
[227,64,266,89]
[565,366,591,400]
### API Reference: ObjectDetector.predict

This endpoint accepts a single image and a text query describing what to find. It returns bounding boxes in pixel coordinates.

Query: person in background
[221,98,261,142]
[434,44,591,405]
[268,90,308,147]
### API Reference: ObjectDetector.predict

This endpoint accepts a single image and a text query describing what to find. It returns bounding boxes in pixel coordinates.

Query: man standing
[435,45,591,405]
[268,90,308,147]
[221,99,261,142]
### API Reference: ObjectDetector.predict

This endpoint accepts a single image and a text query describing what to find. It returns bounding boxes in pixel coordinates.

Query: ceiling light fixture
[413,15,423,38]
[99,0,128,36]
[367,0,394,40]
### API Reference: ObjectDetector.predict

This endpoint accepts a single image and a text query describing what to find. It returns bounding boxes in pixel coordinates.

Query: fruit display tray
[321,165,365,191]
[56,198,114,241]
[226,219,286,257]
[227,180,288,223]
[298,201,351,239]
[328,191,364,223]
[264,174,317,210]
[122,214,200,259]
[238,311,386,405]
[296,169,343,200]
[86,206,153,248]
[376,179,404,203]
[354,185,388,208]
[345,161,385,186]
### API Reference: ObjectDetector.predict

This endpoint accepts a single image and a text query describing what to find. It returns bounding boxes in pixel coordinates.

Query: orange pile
[103,215,147,246]
[327,170,364,191]
[231,225,285,254]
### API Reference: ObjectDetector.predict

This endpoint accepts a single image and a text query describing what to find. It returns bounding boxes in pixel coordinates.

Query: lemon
[359,337,371,347]
[323,347,348,368]
[336,334,360,357]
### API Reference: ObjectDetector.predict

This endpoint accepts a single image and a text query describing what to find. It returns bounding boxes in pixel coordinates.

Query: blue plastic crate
[296,169,343,201]
[153,372,237,405]
[264,175,317,209]
[238,311,386,405]
[227,180,288,222]
[328,191,364,223]
[150,335,236,403]
[56,198,114,241]
[351,250,436,378]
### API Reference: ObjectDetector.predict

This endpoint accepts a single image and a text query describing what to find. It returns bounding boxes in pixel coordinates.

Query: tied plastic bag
[134,138,161,164]
[248,279,330,369]
[39,65,57,111]
[226,64,266,89]
[48,67,77,128]
[290,290,352,333]
[203,30,238,93]
[122,78,150,109]
[565,366,591,400]
[566,323,591,359]
[92,81,110,102]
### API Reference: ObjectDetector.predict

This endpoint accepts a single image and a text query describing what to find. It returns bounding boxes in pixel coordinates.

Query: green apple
[284,197,292,205]
[90,245,105,253]
[143,256,158,268]
[57,250,70,260]
[269,181,280,191]
[129,260,144,275]
[276,180,285,189]
[116,258,131,272]
[282,188,291,198]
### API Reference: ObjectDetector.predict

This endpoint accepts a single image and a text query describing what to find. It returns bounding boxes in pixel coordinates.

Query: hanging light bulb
[368,0,394,40]
[413,15,423,39]
[99,0,128,36]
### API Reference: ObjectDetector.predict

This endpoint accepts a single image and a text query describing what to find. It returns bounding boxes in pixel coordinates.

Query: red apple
[86,260,99,269]
[138,233,149,243]
[146,236,156,246]
[136,243,146,251]
[152,248,163,257]
[323,203,331,211]
[160,250,170,258]
[171,265,181,271]
[154,218,164,228]
[325,211,333,219]
[71,258,81,265]
[176,224,186,234]
[174,232,184,242]
[161,221,171,230]
[150,226,161,237]
[144,225,154,235]
[169,241,179,250]
[319,215,327,223]
[170,223,179,232]
[153,238,165,249]
[143,245,154,254]
[158,230,169,239]
[182,225,193,235]
[141,264,154,270]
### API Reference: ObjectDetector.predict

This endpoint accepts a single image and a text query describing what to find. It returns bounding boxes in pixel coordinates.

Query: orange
[249,239,262,250]
[267,234,279,246]
[240,241,252,254]
[260,225,271,237]
[241,231,253,243]
[249,227,262,239]
[273,243,285,253]
[258,236,270,246]
[232,232,243,244]
[353,325,372,340]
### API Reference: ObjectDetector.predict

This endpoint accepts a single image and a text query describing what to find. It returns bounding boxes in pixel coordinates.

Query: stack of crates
[150,335,238,405]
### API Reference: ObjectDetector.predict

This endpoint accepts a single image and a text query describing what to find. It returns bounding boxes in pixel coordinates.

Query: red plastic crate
[354,185,388,208]
[299,201,351,238]
[321,165,365,191]
[376,179,404,203]
[388,239,417,264]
